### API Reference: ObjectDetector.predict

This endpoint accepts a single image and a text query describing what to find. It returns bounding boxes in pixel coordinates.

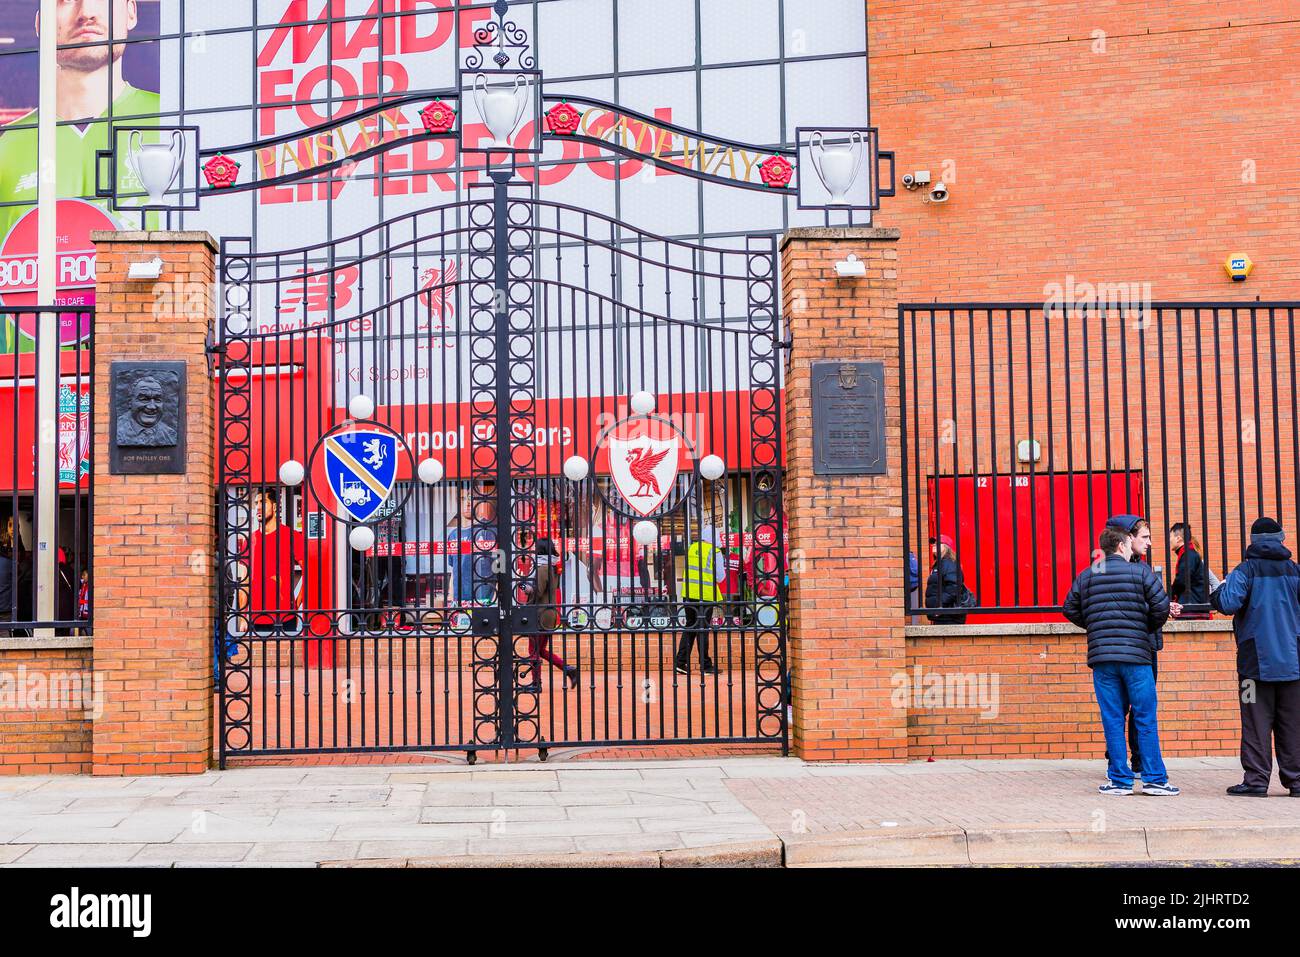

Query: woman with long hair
[1169,522,1210,619]
[925,535,972,625]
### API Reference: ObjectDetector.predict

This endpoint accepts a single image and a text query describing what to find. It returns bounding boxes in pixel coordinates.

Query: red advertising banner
[344,389,774,484]
[0,349,91,493]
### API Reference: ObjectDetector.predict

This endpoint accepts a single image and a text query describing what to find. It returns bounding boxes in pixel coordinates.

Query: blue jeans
[1092,662,1169,787]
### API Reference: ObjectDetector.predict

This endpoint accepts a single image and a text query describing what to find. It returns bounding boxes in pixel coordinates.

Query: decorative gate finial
[465,0,536,71]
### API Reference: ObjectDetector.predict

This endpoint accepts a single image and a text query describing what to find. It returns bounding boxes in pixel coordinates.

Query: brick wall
[870,1,1300,301]
[782,228,908,761]
[860,4,1287,762]
[0,643,94,774]
[905,623,1239,758]
[90,232,216,775]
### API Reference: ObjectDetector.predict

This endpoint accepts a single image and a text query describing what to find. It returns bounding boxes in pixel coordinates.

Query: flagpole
[35,0,58,635]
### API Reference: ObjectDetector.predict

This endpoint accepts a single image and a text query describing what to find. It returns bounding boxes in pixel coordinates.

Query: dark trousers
[1240,676,1300,791]
[676,601,714,669]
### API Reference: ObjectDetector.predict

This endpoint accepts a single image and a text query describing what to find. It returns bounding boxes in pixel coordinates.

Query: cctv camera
[929,182,949,203]
[901,173,916,189]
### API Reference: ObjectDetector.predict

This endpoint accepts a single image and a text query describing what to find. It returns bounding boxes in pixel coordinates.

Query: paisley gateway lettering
[256,108,408,180]
[577,108,763,183]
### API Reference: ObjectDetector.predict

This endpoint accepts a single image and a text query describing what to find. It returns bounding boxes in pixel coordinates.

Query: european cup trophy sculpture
[809,130,866,206]
[474,73,529,149]
[126,129,185,207]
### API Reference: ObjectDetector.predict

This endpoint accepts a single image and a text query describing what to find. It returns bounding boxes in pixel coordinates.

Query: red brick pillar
[90,231,216,775]
[782,227,906,761]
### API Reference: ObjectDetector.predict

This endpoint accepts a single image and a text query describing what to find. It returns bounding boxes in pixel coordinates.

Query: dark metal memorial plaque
[812,360,885,475]
[110,361,187,474]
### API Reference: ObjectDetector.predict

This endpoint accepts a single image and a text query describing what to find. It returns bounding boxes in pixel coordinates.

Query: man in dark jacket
[1063,526,1178,795]
[1106,513,1159,776]
[1210,517,1300,797]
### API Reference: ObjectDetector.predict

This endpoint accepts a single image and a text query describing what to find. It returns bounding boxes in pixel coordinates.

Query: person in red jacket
[247,488,304,633]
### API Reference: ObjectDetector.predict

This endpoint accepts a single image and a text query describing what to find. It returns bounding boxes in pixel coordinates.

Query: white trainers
[1140,781,1180,796]
[1098,782,1134,795]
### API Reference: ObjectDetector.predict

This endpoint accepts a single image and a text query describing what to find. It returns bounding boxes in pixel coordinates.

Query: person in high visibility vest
[676,526,725,675]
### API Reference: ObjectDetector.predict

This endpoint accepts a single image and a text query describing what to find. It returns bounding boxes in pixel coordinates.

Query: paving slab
[0,845,34,865]
[465,836,579,856]
[334,822,489,841]
[356,840,470,860]
[573,832,687,854]
[130,843,255,864]
[247,841,363,863]
[419,805,567,824]
[14,843,149,866]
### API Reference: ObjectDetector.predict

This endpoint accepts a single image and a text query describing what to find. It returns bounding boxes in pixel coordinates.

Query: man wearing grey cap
[1212,517,1300,797]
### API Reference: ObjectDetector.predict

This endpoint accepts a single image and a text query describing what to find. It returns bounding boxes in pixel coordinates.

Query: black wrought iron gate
[216,172,787,765]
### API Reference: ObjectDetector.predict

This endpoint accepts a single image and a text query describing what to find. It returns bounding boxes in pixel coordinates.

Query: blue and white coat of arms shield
[324,429,400,523]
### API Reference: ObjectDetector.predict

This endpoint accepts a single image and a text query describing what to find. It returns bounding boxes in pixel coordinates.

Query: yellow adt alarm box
[1225,254,1254,282]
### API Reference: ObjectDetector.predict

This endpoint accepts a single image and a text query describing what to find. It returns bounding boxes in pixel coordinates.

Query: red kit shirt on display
[249,526,304,625]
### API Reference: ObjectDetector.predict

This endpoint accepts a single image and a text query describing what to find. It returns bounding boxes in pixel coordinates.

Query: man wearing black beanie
[1211,517,1300,797]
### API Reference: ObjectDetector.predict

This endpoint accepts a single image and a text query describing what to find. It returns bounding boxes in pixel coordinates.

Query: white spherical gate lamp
[563,455,589,482]
[278,459,304,487]
[630,390,655,415]
[348,394,375,420]
[349,526,376,552]
[418,458,444,484]
[699,454,726,481]
[632,520,658,547]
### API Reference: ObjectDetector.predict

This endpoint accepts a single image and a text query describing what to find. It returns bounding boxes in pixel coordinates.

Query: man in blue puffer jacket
[1063,526,1177,795]
[1211,516,1300,797]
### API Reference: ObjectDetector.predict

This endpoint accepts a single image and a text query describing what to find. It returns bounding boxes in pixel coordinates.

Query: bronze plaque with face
[110,361,187,474]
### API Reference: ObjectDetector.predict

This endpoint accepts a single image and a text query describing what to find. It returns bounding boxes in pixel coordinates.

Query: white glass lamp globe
[418,458,444,484]
[563,455,589,482]
[629,391,655,415]
[278,459,304,487]
[632,520,658,546]
[349,526,376,552]
[348,394,375,420]
[699,454,726,481]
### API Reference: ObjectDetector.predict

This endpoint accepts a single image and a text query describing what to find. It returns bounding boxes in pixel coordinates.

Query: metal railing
[901,301,1300,621]
[0,306,93,635]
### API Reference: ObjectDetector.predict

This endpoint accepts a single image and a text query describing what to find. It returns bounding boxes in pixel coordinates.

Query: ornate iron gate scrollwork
[216,186,788,765]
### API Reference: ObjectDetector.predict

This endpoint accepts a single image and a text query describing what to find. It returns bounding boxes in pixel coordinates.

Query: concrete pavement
[1,756,1297,867]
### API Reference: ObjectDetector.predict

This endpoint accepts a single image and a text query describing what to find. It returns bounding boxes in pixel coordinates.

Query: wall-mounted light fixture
[834,253,866,278]
[127,257,164,281]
